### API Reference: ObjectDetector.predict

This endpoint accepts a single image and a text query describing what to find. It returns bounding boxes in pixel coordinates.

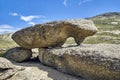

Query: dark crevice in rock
[4,73,15,80]
[0,68,13,72]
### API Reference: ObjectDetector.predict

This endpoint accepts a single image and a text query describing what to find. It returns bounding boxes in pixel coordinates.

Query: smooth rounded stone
[12,19,98,49]
[38,44,120,80]
[4,47,32,62]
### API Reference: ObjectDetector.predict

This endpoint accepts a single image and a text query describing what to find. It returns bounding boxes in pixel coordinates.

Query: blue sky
[0,0,120,33]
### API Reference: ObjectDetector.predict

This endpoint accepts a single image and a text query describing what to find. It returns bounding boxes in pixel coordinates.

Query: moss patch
[0,50,5,57]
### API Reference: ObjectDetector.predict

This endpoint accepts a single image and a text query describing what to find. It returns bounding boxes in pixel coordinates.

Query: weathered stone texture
[12,19,97,49]
[0,57,82,80]
[4,47,32,62]
[0,57,24,80]
[38,44,120,80]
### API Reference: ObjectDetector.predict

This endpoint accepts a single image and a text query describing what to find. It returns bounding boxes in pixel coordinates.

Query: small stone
[4,47,32,62]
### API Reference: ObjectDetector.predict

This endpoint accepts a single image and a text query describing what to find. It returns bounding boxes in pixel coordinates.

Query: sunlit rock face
[12,19,97,49]
[38,44,120,80]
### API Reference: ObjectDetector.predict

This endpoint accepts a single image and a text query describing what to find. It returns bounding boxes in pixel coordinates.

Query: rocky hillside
[0,33,17,56]
[83,12,120,44]
[88,12,120,21]
[0,33,17,49]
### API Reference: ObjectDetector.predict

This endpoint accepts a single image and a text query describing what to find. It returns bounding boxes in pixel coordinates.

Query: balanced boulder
[12,19,97,49]
[4,47,32,62]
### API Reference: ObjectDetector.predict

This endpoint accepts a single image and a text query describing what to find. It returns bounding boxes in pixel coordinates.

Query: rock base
[0,57,82,80]
[38,44,120,80]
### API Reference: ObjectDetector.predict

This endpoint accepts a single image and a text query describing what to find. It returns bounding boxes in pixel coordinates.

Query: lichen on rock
[38,44,120,80]
[12,19,97,49]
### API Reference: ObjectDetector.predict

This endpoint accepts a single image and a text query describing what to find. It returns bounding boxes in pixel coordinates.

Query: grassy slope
[0,33,17,56]
[65,21,120,44]
[67,13,120,44]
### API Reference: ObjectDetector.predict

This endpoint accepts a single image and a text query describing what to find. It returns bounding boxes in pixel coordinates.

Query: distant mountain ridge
[88,12,120,26]
[0,33,17,49]
[84,12,120,44]
[88,12,120,19]
[0,33,13,41]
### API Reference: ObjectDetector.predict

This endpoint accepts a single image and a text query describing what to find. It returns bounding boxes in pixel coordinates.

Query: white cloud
[9,12,46,25]
[9,12,18,16]
[0,24,21,33]
[20,15,45,22]
[20,15,45,25]
[28,22,36,25]
[63,0,68,7]
[79,0,93,5]
[0,24,14,29]
[20,15,39,22]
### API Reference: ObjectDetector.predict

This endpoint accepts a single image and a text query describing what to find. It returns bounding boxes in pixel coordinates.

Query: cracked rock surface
[1,44,120,80]
[0,57,24,80]
[38,44,120,80]
[12,19,97,49]
[0,57,84,80]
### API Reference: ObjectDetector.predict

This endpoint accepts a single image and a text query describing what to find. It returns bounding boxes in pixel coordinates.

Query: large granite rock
[4,47,32,62]
[12,19,97,49]
[38,44,120,80]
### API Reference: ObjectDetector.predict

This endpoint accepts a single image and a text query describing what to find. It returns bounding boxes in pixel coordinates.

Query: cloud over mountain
[0,24,21,33]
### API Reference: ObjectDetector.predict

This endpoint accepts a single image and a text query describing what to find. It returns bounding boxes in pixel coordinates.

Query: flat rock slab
[0,57,83,80]
[10,61,83,80]
[0,57,24,80]
[38,44,120,80]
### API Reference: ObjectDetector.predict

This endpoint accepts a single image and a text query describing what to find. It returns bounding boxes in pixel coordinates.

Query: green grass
[0,50,5,57]
[95,23,120,31]
[64,37,76,44]
[84,36,120,44]
[0,40,17,56]
[92,18,120,31]
[0,39,17,49]
[96,32,120,37]
[84,20,120,44]
[64,35,120,44]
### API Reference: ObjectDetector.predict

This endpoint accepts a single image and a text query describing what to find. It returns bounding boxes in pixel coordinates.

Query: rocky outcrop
[12,19,97,49]
[38,44,120,80]
[0,57,83,80]
[4,47,32,62]
[0,57,24,80]
[1,44,120,80]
